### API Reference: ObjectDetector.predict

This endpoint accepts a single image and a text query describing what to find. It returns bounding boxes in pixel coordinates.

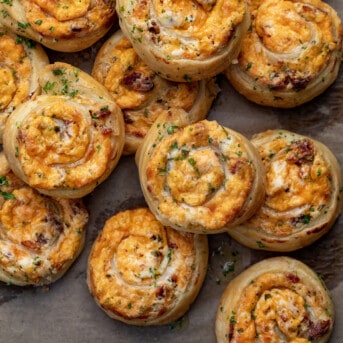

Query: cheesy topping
[88,208,206,323]
[119,0,247,60]
[94,34,205,154]
[23,0,114,39]
[0,34,31,110]
[145,120,256,232]
[248,130,333,237]
[9,63,124,194]
[237,0,342,91]
[249,131,332,237]
[229,271,332,341]
[0,160,88,285]
[17,98,114,190]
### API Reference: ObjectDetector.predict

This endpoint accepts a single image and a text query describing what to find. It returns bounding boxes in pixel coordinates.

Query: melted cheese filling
[249,134,332,236]
[124,0,247,59]
[0,34,31,111]
[238,0,340,90]
[88,208,198,320]
[146,120,255,231]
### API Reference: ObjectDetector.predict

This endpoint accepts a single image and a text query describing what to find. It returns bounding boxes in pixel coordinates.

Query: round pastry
[135,110,266,234]
[0,0,116,52]
[228,129,343,252]
[215,256,334,343]
[0,24,49,143]
[116,0,250,82]
[225,0,343,108]
[0,152,89,286]
[87,207,208,326]
[3,62,125,199]
[92,30,220,155]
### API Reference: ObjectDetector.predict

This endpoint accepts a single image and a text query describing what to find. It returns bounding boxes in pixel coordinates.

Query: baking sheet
[0,1,342,341]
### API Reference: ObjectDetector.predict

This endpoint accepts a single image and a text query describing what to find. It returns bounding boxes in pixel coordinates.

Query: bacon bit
[148,20,160,34]
[122,72,154,92]
[286,273,300,283]
[228,322,235,341]
[309,320,331,338]
[21,240,41,252]
[123,111,134,124]
[53,262,64,272]
[170,274,178,283]
[97,109,112,118]
[169,242,178,249]
[286,139,314,165]
[302,5,316,13]
[71,25,82,32]
[18,129,25,143]
[229,160,243,174]
[158,307,167,316]
[280,313,288,322]
[99,126,113,135]
[291,76,311,91]
[155,285,165,298]
[46,211,64,233]
[131,130,145,138]
[36,233,48,245]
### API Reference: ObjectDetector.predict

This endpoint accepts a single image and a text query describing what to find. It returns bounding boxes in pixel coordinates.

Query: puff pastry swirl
[116,0,250,82]
[136,110,265,234]
[92,30,219,155]
[0,152,88,286]
[228,130,343,252]
[3,62,125,199]
[87,207,208,326]
[0,25,49,143]
[0,0,116,52]
[215,256,334,343]
[225,0,343,108]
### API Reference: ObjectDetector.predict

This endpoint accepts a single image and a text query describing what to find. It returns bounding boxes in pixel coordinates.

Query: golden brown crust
[215,256,334,343]
[3,62,125,198]
[0,152,88,286]
[0,25,49,143]
[116,0,250,82]
[87,207,208,326]
[92,30,219,155]
[228,129,343,252]
[0,0,116,52]
[135,110,265,234]
[225,0,343,108]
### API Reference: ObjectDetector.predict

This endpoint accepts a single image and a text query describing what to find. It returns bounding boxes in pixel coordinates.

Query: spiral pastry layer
[0,25,49,143]
[3,62,125,199]
[116,0,250,82]
[215,256,334,342]
[0,0,116,52]
[0,152,88,286]
[92,30,219,155]
[87,207,208,326]
[136,110,265,234]
[228,129,343,252]
[225,0,343,108]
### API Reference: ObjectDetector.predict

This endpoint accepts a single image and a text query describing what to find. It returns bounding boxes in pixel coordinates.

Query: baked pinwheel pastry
[92,30,219,155]
[0,0,116,52]
[116,0,250,82]
[0,152,88,286]
[215,256,334,342]
[225,0,343,108]
[3,62,125,199]
[228,130,343,252]
[135,110,265,234]
[0,25,49,143]
[87,207,208,326]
